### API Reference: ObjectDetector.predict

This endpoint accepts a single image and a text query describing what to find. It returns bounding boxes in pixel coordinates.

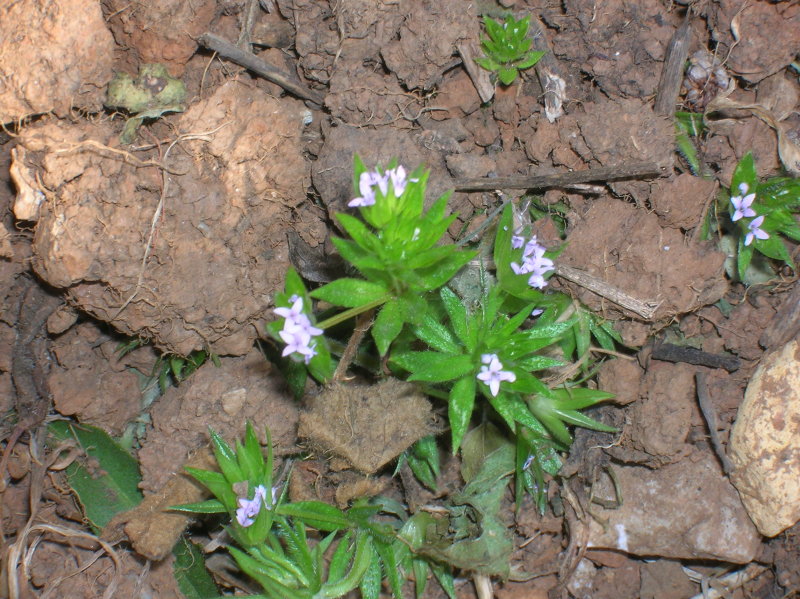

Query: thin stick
[654,15,692,116]
[198,33,325,105]
[554,263,662,320]
[454,161,666,192]
[694,372,735,475]
[332,310,373,382]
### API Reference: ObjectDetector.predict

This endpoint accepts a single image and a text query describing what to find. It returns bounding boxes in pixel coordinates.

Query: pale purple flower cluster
[476,353,516,397]
[348,165,415,208]
[510,234,554,289]
[274,296,322,364]
[731,182,769,246]
[236,484,277,527]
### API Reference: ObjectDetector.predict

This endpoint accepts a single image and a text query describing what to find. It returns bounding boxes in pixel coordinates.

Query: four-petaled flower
[510,235,554,289]
[730,182,756,221]
[476,353,516,397]
[274,296,323,364]
[235,484,275,527]
[745,215,769,246]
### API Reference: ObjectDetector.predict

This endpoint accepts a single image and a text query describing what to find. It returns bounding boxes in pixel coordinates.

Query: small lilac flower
[745,215,769,246]
[511,234,525,249]
[476,353,516,397]
[510,234,555,289]
[279,328,316,363]
[387,165,412,196]
[236,484,268,527]
[275,296,322,363]
[349,171,388,207]
[730,183,756,222]
[531,308,544,317]
[274,295,303,321]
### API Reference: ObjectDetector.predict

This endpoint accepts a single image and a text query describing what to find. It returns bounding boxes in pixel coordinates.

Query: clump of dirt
[0,0,114,121]
[556,197,727,322]
[137,348,299,495]
[13,81,320,355]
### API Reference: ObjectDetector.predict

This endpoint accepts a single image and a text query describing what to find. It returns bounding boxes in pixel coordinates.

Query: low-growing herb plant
[265,157,616,505]
[721,152,800,284]
[173,424,457,599]
[475,14,545,86]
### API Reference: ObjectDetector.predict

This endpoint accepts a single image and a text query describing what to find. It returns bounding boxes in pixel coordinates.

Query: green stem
[316,295,392,330]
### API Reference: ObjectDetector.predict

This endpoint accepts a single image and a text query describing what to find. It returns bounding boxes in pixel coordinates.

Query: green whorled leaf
[320,533,373,599]
[553,408,617,434]
[281,354,309,398]
[359,549,382,599]
[488,392,547,436]
[412,559,429,598]
[173,537,220,599]
[505,371,552,397]
[517,425,561,476]
[777,219,800,242]
[476,55,502,72]
[413,310,462,354]
[405,245,460,270]
[327,531,355,585]
[236,422,266,483]
[516,50,545,69]
[737,236,755,282]
[48,421,143,531]
[396,352,474,383]
[311,278,389,308]
[498,67,518,85]
[169,499,227,514]
[209,428,245,484]
[482,15,504,42]
[330,237,385,274]
[335,213,381,253]
[730,152,757,195]
[526,394,574,446]
[440,286,470,348]
[449,375,477,452]
[276,501,350,531]
[413,248,478,292]
[407,435,440,491]
[283,267,309,299]
[753,230,793,264]
[460,422,511,484]
[308,335,335,385]
[430,563,457,599]
[372,298,405,356]
[494,302,536,339]
[183,467,237,508]
[374,538,404,599]
[228,546,306,597]
[550,387,615,409]
[589,317,621,350]
[514,354,564,372]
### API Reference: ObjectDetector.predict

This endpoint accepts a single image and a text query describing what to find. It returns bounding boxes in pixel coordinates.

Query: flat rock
[586,452,761,563]
[730,339,800,536]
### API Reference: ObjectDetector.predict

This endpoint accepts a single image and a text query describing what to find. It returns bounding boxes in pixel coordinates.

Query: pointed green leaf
[372,298,405,356]
[311,278,389,308]
[449,375,477,452]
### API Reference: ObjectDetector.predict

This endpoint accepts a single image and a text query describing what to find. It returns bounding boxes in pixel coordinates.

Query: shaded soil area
[2,0,800,597]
